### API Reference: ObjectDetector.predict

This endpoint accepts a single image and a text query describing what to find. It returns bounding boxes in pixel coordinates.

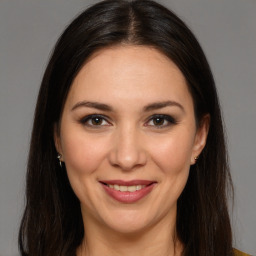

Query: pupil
[154,118,164,125]
[92,117,102,125]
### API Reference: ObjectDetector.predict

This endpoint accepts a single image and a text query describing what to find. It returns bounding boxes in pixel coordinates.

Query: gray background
[0,0,255,255]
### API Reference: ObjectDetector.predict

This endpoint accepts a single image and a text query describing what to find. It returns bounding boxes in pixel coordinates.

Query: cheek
[149,131,194,208]
[60,130,111,207]
[151,130,195,174]
[60,130,109,175]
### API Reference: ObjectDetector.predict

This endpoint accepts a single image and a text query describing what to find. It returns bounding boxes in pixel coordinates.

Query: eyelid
[80,114,112,126]
[79,113,177,128]
[145,114,177,128]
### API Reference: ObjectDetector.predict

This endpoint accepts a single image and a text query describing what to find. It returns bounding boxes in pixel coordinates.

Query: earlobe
[191,114,210,165]
[54,123,63,158]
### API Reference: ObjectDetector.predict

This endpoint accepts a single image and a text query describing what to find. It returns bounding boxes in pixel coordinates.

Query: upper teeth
[107,184,146,192]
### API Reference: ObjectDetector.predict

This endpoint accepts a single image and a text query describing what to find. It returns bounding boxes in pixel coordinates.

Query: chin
[101,210,154,235]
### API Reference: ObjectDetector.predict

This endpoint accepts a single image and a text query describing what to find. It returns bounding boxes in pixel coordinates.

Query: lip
[100,180,154,186]
[99,180,157,203]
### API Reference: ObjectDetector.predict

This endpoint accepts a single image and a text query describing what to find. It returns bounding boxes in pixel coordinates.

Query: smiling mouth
[100,180,156,190]
[104,184,146,192]
[99,180,157,202]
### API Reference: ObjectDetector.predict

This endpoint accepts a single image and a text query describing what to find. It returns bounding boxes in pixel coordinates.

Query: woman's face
[55,46,208,234]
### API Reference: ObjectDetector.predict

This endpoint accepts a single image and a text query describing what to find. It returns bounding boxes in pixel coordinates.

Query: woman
[18,0,249,255]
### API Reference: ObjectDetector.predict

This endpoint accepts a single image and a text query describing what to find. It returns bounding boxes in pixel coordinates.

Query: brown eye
[146,114,177,128]
[80,114,110,127]
[91,117,103,125]
[152,117,165,126]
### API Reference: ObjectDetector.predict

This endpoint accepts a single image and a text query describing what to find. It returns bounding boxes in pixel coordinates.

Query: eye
[146,114,177,128]
[80,114,111,127]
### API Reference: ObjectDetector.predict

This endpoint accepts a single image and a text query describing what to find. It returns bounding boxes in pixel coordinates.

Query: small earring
[194,156,199,162]
[57,153,62,167]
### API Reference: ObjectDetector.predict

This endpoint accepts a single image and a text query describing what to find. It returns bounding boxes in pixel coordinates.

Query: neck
[77,211,183,256]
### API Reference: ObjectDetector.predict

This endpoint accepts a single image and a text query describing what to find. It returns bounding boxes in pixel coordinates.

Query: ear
[54,123,64,160]
[191,114,210,165]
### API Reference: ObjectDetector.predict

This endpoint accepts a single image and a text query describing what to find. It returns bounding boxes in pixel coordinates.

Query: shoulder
[233,248,251,256]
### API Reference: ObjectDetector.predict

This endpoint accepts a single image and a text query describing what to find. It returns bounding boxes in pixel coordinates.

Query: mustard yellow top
[234,248,251,256]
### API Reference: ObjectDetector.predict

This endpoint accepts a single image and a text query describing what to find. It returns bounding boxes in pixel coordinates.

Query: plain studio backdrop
[0,0,255,255]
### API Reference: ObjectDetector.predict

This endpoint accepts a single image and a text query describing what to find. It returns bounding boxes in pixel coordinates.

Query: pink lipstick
[100,180,156,203]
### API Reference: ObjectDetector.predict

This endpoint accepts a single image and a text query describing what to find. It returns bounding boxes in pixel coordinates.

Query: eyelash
[79,114,177,128]
[146,114,177,128]
[80,114,111,127]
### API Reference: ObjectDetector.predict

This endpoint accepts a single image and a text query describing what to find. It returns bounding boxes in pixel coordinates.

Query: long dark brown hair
[19,0,234,255]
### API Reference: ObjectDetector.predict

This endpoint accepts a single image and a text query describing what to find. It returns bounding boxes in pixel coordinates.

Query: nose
[108,125,147,171]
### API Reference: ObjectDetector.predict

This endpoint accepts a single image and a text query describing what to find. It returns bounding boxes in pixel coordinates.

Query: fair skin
[55,46,209,256]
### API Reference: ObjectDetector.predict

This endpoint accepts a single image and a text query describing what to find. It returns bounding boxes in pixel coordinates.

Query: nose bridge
[109,122,147,170]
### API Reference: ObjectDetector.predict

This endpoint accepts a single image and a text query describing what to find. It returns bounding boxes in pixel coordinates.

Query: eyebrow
[143,100,184,112]
[71,101,113,111]
[71,100,184,112]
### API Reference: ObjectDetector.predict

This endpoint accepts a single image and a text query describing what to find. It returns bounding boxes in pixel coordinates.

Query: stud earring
[194,156,199,162]
[57,153,62,167]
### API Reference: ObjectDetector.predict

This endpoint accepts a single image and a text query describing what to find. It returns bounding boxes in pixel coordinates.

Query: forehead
[65,45,193,111]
